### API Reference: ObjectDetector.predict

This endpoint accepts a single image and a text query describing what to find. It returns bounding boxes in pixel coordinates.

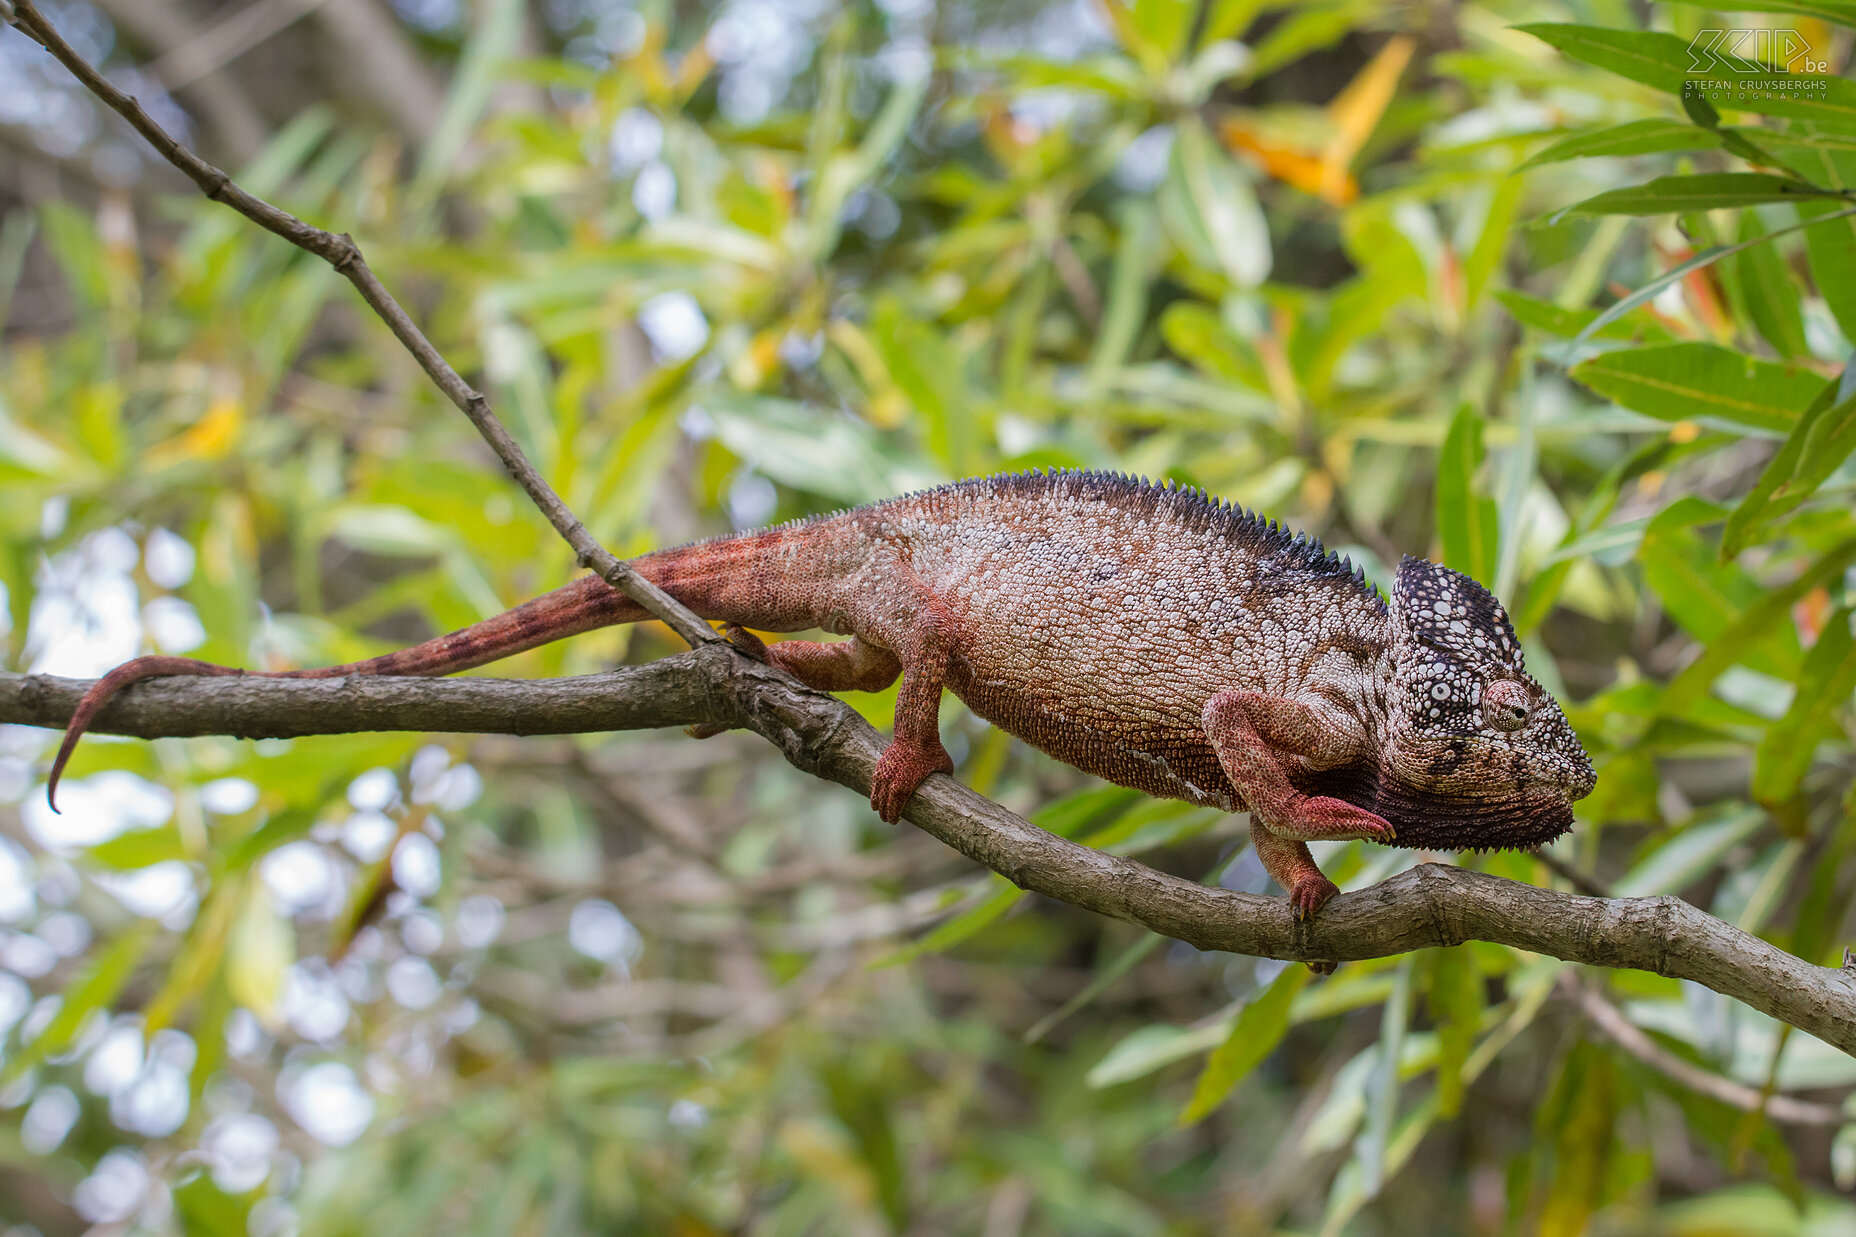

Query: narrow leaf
[1516,24,1693,94]
[1566,173,1842,216]
[1180,965,1310,1123]
[1723,377,1856,556]
[1520,119,1721,170]
[1663,0,1856,25]
[2,926,152,1085]
[1754,608,1856,803]
[1427,948,1482,1118]
[1732,210,1809,357]
[1436,405,1499,581]
[1572,343,1824,433]
[1802,199,1856,340]
[1571,204,1856,348]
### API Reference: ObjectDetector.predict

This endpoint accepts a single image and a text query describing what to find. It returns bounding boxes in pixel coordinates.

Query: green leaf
[1024,933,1164,1044]
[411,0,523,204]
[1515,23,1687,88]
[871,299,980,475]
[1730,210,1809,357]
[1436,405,1499,582]
[1663,0,1856,31]
[1356,954,1416,1198]
[1754,608,1856,803]
[1520,23,1856,129]
[1613,808,1766,897]
[87,825,188,870]
[1179,964,1310,1123]
[873,879,1024,968]
[1519,119,1721,170]
[226,880,293,1023]
[1681,91,1721,131]
[1494,290,1648,340]
[1571,204,1856,348]
[1464,175,1524,309]
[1566,173,1842,215]
[173,1172,256,1237]
[1425,948,1481,1118]
[1660,538,1856,718]
[1088,1020,1230,1088]
[1570,343,1825,434]
[1802,199,1856,340]
[1087,199,1162,395]
[1723,378,1856,556]
[1636,501,1795,681]
[2,925,152,1085]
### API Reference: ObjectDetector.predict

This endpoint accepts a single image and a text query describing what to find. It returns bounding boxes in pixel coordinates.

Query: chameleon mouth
[1369,777,1576,852]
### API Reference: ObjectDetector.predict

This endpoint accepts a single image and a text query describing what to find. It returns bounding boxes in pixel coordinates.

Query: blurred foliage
[3,0,1856,1233]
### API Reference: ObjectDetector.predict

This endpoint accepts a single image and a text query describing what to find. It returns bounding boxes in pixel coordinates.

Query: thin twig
[149,0,331,91]
[1557,974,1845,1127]
[5,0,718,650]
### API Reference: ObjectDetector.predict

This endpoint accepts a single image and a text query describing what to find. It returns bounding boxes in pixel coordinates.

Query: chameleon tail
[46,523,840,809]
[46,574,639,810]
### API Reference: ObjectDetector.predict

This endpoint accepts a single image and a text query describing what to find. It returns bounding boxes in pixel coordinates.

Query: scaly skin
[49,471,1595,918]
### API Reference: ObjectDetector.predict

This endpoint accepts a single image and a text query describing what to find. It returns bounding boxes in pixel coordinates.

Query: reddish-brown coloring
[49,471,1595,918]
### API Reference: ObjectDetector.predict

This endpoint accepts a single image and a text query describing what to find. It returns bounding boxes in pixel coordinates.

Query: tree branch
[8,664,1856,1058]
[4,0,717,651]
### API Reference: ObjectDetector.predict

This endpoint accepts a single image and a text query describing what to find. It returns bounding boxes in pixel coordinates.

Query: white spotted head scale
[1373,557,1595,850]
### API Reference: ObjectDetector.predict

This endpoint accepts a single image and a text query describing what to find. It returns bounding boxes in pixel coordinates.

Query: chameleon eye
[1483,679,1531,732]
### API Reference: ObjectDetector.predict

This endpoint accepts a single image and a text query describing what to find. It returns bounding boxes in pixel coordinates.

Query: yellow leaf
[1320,35,1416,205]
[1220,120,1333,200]
[146,395,242,468]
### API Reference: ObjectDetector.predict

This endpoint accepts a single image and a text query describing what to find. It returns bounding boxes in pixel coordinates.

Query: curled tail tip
[46,656,237,815]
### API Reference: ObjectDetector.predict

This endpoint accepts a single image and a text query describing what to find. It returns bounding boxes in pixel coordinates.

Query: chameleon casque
[50,470,1595,919]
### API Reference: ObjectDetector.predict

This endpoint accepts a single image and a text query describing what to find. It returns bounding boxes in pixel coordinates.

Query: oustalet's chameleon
[50,470,1595,919]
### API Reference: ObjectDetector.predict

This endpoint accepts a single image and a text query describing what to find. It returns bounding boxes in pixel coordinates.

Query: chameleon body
[50,471,1594,917]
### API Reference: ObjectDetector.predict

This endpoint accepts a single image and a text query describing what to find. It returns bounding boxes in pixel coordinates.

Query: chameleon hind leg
[761,636,902,692]
[1202,689,1393,920]
[719,620,947,822]
[695,629,900,739]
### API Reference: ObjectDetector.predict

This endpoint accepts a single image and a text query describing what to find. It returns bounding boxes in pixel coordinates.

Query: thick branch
[8,662,1856,1059]
[4,0,717,651]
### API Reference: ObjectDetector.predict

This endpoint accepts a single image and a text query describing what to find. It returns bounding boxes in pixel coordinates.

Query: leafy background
[3,0,1856,1233]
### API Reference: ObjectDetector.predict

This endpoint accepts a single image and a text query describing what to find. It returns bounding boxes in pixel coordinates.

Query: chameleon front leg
[869,622,955,823]
[1202,689,1394,920]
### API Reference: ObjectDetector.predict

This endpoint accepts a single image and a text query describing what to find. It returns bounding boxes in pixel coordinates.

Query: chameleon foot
[1289,873,1340,974]
[1289,872,1339,921]
[869,738,954,823]
[1275,797,1396,845]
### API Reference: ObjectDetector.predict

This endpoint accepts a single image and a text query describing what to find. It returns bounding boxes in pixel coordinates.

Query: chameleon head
[1373,556,1596,851]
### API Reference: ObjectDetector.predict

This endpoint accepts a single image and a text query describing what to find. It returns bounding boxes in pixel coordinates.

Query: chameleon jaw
[1367,778,1577,852]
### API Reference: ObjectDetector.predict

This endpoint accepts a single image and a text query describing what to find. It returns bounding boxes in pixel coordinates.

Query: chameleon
[48,470,1595,918]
